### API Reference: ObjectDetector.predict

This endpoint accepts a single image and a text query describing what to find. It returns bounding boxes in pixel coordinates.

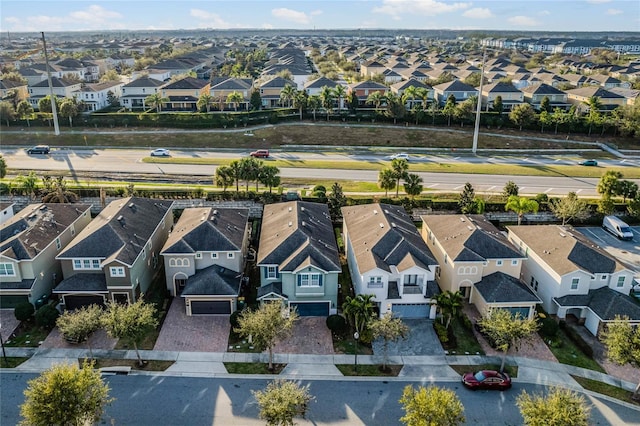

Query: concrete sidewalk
[4,346,637,396]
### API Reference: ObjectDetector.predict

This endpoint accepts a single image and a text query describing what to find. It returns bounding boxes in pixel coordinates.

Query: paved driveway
[373,319,444,356]
[153,298,230,352]
[272,317,334,355]
[0,309,21,339]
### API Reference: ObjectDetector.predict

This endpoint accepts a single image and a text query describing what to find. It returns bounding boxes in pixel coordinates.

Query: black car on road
[27,145,50,154]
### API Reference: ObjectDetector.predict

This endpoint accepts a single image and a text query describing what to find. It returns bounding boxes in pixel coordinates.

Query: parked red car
[462,370,512,390]
[250,149,269,158]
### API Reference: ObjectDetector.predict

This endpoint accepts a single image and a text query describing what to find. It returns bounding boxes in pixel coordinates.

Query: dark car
[579,159,598,166]
[462,370,512,390]
[27,145,50,154]
[250,149,269,158]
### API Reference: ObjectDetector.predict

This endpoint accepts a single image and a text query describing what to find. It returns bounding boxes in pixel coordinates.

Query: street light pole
[0,324,8,366]
[472,47,487,154]
[353,331,360,373]
[41,31,60,136]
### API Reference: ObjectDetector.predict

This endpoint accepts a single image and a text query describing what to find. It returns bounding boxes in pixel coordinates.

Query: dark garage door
[191,300,232,315]
[290,302,330,316]
[0,295,30,309]
[64,295,105,311]
[392,303,430,318]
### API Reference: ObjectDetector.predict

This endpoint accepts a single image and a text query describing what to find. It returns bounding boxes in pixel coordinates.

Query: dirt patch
[271,317,334,355]
[40,327,118,350]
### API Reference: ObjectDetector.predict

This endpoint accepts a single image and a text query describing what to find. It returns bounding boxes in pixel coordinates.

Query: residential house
[360,60,387,78]
[161,208,250,315]
[259,76,294,109]
[390,79,432,108]
[55,58,100,82]
[432,80,477,105]
[588,74,631,89]
[608,87,639,106]
[27,77,82,110]
[348,80,389,107]
[478,81,524,111]
[76,81,124,112]
[256,201,341,316]
[565,86,626,111]
[120,76,165,111]
[421,215,539,319]
[0,79,28,104]
[0,203,92,308]
[0,202,15,225]
[160,77,210,111]
[304,77,339,97]
[507,225,640,335]
[53,197,174,310]
[521,83,570,111]
[342,204,439,319]
[209,77,253,111]
[131,69,171,82]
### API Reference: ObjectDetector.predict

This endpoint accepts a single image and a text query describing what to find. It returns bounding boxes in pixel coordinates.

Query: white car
[150,148,170,157]
[389,153,410,161]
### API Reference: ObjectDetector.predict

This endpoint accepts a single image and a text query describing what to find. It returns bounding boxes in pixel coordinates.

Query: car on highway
[27,145,50,155]
[462,370,512,391]
[389,153,410,161]
[579,159,598,166]
[150,148,171,157]
[250,149,269,158]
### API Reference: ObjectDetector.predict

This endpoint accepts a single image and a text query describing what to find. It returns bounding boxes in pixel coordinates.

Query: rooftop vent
[302,221,306,227]
[301,206,305,211]
[559,232,566,237]
[117,215,124,221]
[467,225,474,231]
[288,221,292,227]
[373,209,378,215]
[39,205,47,211]
[379,223,384,228]
[460,217,465,222]
[128,202,135,208]
[213,210,218,215]
[288,206,292,212]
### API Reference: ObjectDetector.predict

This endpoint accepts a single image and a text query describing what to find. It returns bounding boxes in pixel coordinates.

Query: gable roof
[342,203,436,274]
[257,201,340,273]
[161,208,248,255]
[566,86,624,99]
[161,77,209,90]
[260,76,294,89]
[123,77,165,88]
[554,287,640,321]
[422,214,522,262]
[391,79,430,91]
[181,264,241,297]
[433,80,477,93]
[507,225,627,276]
[520,83,566,96]
[304,76,339,89]
[475,272,541,303]
[482,81,522,93]
[1,204,91,261]
[57,197,173,267]
[210,77,253,91]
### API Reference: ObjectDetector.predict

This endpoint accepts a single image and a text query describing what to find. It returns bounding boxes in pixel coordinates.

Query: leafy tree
[99,69,121,82]
[435,290,463,330]
[442,94,456,126]
[144,93,168,112]
[226,91,244,112]
[597,198,615,215]
[327,182,347,220]
[279,84,296,108]
[56,304,102,358]
[0,70,27,85]
[463,72,481,87]
[478,308,540,372]
[516,387,590,426]
[551,107,566,134]
[549,192,591,225]
[540,95,551,113]
[403,173,423,200]
[307,94,321,120]
[370,313,409,371]
[16,171,39,200]
[505,195,539,225]
[312,184,327,202]
[503,180,519,198]
[15,301,35,321]
[366,91,385,113]
[584,96,603,136]
[601,315,640,400]
[249,89,262,111]
[342,294,376,341]
[0,156,6,179]
[628,193,640,219]
[458,182,476,214]
[258,165,281,193]
[252,379,313,426]
[391,158,409,198]
[234,301,298,370]
[16,100,34,127]
[58,98,79,127]
[597,170,623,200]
[509,103,536,131]
[538,110,553,133]
[21,361,113,426]
[106,90,118,107]
[385,92,406,124]
[35,304,59,329]
[196,93,213,112]
[101,299,158,366]
[617,180,638,203]
[320,85,335,119]
[346,90,359,113]
[38,95,59,114]
[378,168,396,197]
[0,100,16,126]
[453,97,475,127]
[239,157,261,191]
[41,176,78,203]
[399,385,465,426]
[492,95,504,115]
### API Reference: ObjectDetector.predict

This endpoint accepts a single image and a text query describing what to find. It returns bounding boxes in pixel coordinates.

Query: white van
[603,216,634,241]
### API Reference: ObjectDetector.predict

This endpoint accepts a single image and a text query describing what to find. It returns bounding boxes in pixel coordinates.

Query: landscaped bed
[336,364,402,377]
[4,322,50,348]
[0,357,30,368]
[80,358,175,371]
[571,375,639,406]
[224,362,286,374]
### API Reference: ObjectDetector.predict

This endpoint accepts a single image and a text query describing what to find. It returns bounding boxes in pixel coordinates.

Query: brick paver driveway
[0,309,21,338]
[272,317,334,355]
[153,298,230,352]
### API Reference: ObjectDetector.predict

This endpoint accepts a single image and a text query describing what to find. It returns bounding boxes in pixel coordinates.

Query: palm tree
[402,85,419,112]
[16,100,34,127]
[333,84,346,112]
[227,160,242,193]
[279,84,296,108]
[214,166,234,193]
[403,173,423,200]
[197,93,213,112]
[342,294,376,336]
[505,195,539,225]
[226,91,244,112]
[378,168,396,197]
[41,176,78,203]
[307,95,321,121]
[320,86,335,120]
[292,90,307,120]
[366,91,385,113]
[442,94,456,126]
[144,93,168,112]
[258,165,281,192]
[391,158,409,198]
[435,290,463,330]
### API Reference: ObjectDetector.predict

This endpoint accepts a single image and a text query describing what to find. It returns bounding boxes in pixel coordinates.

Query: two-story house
[347,80,389,107]
[507,225,640,335]
[28,77,82,110]
[565,86,626,112]
[257,201,341,316]
[433,80,478,105]
[120,77,165,111]
[209,77,253,111]
[75,81,124,112]
[342,204,439,319]
[520,83,570,111]
[390,79,432,109]
[0,203,92,308]
[161,208,250,316]
[53,197,174,310]
[479,81,524,111]
[160,77,210,111]
[422,215,540,319]
[259,76,294,109]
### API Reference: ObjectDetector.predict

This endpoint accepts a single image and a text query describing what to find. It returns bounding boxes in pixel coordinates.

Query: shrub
[35,304,60,329]
[433,321,449,343]
[559,321,593,358]
[15,302,35,321]
[539,316,559,339]
[460,315,473,331]
[230,310,242,329]
[326,314,347,334]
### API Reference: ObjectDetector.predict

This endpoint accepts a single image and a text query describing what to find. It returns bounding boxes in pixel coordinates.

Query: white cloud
[606,8,622,15]
[271,8,311,24]
[189,9,234,28]
[508,15,539,27]
[373,0,471,18]
[69,5,121,22]
[6,5,125,31]
[462,8,493,19]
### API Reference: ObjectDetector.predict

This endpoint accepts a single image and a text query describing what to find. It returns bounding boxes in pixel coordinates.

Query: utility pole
[472,47,487,154]
[41,32,60,136]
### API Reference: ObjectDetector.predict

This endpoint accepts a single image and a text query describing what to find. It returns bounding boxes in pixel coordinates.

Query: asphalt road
[1,373,638,425]
[1,147,631,197]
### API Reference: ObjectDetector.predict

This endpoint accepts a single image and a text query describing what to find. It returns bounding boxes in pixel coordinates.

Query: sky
[1,0,639,33]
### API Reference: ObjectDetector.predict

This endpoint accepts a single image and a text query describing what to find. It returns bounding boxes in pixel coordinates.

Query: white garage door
[392,303,430,318]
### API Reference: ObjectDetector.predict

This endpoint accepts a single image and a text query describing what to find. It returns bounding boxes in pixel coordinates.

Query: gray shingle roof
[162,77,208,90]
[181,264,241,297]
[257,282,287,299]
[123,77,165,88]
[554,287,640,321]
[53,274,108,293]
[474,272,541,303]
[0,278,35,290]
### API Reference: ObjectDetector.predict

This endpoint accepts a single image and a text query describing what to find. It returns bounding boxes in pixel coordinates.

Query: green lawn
[571,375,639,406]
[545,329,606,373]
[335,364,402,376]
[0,357,29,368]
[224,362,286,374]
[444,318,484,356]
[84,358,174,371]
[4,322,50,347]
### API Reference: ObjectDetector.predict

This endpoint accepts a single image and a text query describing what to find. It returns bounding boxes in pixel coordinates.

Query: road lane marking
[575,189,583,194]
[487,186,496,191]
[454,185,464,190]
[544,188,554,193]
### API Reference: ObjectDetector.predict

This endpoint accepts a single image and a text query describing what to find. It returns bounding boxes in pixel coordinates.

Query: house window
[211,253,218,259]
[267,266,278,279]
[56,238,61,250]
[73,259,101,270]
[601,275,607,280]
[0,263,15,276]
[195,252,202,259]
[300,273,321,287]
[511,260,518,266]
[404,275,418,285]
[496,260,503,266]
[570,278,579,290]
[368,276,383,288]
[616,276,625,288]
[227,253,234,259]
[110,267,125,277]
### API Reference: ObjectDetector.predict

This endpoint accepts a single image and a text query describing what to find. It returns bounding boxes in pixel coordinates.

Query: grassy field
[571,375,639,406]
